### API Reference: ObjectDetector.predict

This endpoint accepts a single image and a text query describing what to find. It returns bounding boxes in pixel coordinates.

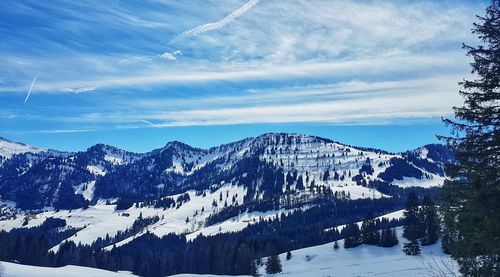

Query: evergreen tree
[402,193,423,256]
[265,255,282,274]
[344,222,361,248]
[295,175,305,190]
[360,214,380,245]
[439,1,500,275]
[286,251,292,260]
[380,228,398,247]
[323,170,330,181]
[402,192,421,241]
[420,195,440,246]
[402,240,421,256]
[333,241,339,250]
[234,244,254,275]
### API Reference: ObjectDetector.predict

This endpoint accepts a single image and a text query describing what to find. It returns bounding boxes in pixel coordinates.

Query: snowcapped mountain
[0,142,142,209]
[0,133,454,277]
[0,133,451,211]
[0,137,45,163]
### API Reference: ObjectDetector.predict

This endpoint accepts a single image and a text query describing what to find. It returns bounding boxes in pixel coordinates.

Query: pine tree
[265,255,282,274]
[295,175,304,190]
[333,241,339,250]
[286,251,292,260]
[403,240,421,256]
[439,1,500,275]
[402,192,421,241]
[360,214,380,245]
[380,228,399,247]
[323,170,330,181]
[344,222,361,248]
[420,195,440,246]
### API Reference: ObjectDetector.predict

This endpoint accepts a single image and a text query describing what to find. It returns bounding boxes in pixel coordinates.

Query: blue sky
[0,0,488,152]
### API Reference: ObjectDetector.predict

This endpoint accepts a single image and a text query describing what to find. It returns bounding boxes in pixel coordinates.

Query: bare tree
[421,256,460,277]
[0,261,5,277]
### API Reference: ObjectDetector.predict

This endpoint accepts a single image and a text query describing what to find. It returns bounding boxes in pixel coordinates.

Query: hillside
[0,133,453,276]
[0,133,451,210]
[257,227,459,277]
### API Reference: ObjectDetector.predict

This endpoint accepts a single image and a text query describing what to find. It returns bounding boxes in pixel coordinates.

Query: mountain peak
[0,136,45,159]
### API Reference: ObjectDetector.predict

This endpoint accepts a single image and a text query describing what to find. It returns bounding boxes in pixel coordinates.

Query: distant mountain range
[0,133,452,210]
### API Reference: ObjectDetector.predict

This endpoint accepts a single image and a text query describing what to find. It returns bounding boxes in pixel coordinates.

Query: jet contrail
[24,75,38,103]
[139,120,159,128]
[172,0,259,43]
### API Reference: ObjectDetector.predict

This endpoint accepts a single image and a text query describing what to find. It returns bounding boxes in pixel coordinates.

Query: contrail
[172,0,259,43]
[139,120,159,128]
[24,75,38,103]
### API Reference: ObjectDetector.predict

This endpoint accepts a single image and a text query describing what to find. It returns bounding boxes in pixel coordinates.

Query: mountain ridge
[0,133,451,210]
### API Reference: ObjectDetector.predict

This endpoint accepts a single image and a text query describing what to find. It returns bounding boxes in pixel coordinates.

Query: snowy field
[257,227,459,277]
[1,261,135,277]
[1,227,458,277]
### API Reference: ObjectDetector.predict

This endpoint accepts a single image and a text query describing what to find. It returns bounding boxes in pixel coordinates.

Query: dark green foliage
[359,163,374,175]
[295,175,304,190]
[343,222,361,248]
[440,1,500,275]
[380,228,398,247]
[0,218,80,266]
[402,240,421,256]
[402,193,440,247]
[420,195,440,246]
[322,170,329,181]
[115,197,134,210]
[402,192,422,241]
[265,255,282,274]
[378,158,423,182]
[360,214,380,245]
[286,250,292,260]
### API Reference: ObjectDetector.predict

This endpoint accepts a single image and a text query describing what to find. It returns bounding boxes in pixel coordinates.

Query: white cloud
[172,0,259,42]
[17,52,467,92]
[159,50,181,61]
[0,0,484,130]
[45,74,461,128]
[61,86,97,93]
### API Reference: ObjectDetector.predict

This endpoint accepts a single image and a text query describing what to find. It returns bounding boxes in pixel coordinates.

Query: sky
[0,0,489,153]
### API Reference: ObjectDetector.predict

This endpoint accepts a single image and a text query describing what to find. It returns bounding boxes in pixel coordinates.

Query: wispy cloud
[0,0,485,134]
[9,52,466,93]
[172,0,259,43]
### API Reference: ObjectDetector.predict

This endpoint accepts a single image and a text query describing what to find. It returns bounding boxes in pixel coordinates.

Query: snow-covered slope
[258,227,459,277]
[1,261,135,277]
[0,184,292,252]
[0,137,45,161]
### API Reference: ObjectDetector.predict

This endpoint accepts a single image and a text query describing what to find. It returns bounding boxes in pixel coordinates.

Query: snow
[75,181,96,201]
[2,261,135,277]
[256,133,442,193]
[325,209,405,233]
[0,184,249,252]
[172,275,249,277]
[185,209,296,241]
[259,227,459,277]
[0,138,44,161]
[0,226,459,277]
[392,176,445,188]
[86,165,106,176]
[328,184,389,199]
[104,154,124,165]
